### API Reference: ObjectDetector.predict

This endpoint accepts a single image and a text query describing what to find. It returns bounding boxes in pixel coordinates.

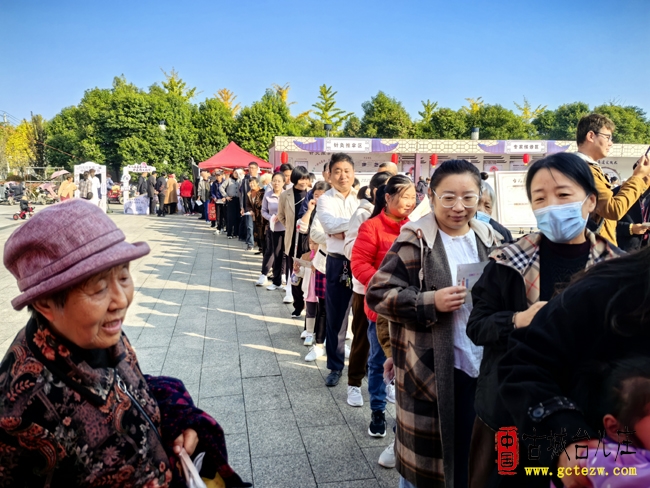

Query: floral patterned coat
[0,316,174,487]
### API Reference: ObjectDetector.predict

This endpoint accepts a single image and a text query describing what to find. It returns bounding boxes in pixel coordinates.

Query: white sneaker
[345,343,351,359]
[386,382,396,404]
[266,284,279,291]
[282,275,287,285]
[255,274,267,286]
[304,334,314,346]
[347,386,363,407]
[300,330,309,339]
[305,345,325,362]
[378,441,396,468]
[283,290,293,303]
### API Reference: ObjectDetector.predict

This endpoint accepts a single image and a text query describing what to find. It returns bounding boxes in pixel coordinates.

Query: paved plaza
[0,204,399,488]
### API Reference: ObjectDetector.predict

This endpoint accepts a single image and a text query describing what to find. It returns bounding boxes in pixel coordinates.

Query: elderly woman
[57,174,77,201]
[475,177,513,243]
[0,200,250,487]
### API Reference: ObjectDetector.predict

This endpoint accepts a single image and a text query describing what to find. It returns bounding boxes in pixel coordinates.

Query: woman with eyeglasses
[466,153,622,487]
[366,160,503,488]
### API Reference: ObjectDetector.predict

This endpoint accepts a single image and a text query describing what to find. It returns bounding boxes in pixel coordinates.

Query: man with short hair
[576,113,650,245]
[378,161,398,175]
[280,163,294,189]
[298,162,331,219]
[316,153,360,388]
[137,172,148,195]
[155,172,168,217]
[196,170,211,221]
[78,172,91,200]
[239,162,260,250]
[147,171,157,215]
[88,169,101,206]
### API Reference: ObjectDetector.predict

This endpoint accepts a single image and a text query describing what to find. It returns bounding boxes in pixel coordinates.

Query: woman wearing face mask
[476,179,513,243]
[366,160,502,488]
[466,153,622,487]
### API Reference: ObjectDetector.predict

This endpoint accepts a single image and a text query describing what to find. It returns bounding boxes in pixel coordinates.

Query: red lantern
[391,153,399,164]
[430,154,438,167]
[280,152,289,164]
[522,153,531,165]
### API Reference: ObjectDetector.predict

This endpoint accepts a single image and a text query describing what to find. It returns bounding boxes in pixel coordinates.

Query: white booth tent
[122,163,156,215]
[74,162,107,213]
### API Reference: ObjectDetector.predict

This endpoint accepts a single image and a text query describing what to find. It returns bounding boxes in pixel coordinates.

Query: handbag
[208,202,217,221]
[85,192,93,200]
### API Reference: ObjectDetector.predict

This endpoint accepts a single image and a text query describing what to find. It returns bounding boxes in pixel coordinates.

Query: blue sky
[2,0,650,123]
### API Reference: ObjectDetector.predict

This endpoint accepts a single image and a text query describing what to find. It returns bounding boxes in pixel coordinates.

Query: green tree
[311,85,352,134]
[532,102,590,140]
[342,115,362,137]
[427,108,469,139]
[5,120,34,174]
[461,97,484,116]
[593,104,650,143]
[232,89,299,159]
[514,97,547,124]
[215,88,241,116]
[418,100,439,124]
[161,68,198,101]
[359,91,413,138]
[193,98,235,162]
[467,104,530,139]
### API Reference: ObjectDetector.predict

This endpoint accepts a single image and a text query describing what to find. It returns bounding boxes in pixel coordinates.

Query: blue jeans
[243,214,254,247]
[399,476,417,488]
[367,320,387,412]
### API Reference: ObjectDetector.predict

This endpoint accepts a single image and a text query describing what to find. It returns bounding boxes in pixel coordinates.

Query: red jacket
[180,180,194,198]
[351,210,409,322]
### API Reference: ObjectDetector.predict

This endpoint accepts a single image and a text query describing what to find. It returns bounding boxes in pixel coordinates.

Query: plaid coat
[366,214,498,487]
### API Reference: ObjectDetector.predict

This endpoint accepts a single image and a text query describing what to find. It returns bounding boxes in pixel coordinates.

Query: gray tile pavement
[0,207,400,487]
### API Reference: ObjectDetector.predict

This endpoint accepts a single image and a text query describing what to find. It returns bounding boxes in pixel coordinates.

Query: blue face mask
[533,198,588,243]
[475,211,491,223]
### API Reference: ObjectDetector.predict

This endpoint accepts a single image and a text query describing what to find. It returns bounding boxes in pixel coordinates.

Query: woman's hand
[307,199,316,212]
[631,223,649,235]
[383,357,394,383]
[514,301,547,328]
[434,286,467,312]
[173,428,199,456]
[293,261,301,273]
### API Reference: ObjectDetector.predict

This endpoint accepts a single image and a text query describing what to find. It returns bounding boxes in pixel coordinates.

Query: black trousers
[271,231,286,286]
[149,196,157,215]
[261,228,275,275]
[217,204,226,229]
[226,198,240,237]
[454,368,478,488]
[182,197,192,214]
[157,199,167,216]
[325,255,353,372]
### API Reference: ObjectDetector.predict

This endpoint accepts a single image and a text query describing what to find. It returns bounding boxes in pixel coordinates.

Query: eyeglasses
[594,131,613,142]
[432,191,479,208]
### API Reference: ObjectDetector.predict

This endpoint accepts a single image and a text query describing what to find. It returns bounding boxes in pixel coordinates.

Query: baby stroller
[13,199,35,220]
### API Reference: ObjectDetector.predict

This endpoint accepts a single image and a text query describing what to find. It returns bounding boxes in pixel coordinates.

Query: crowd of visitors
[7,112,650,488]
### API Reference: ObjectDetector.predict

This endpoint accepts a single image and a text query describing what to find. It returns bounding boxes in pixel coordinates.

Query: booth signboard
[123,194,150,215]
[73,162,107,213]
[504,141,547,154]
[494,171,536,229]
[324,138,372,153]
[124,163,156,173]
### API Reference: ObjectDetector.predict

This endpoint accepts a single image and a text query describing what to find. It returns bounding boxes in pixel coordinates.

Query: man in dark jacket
[239,162,260,248]
[155,172,168,217]
[614,184,650,251]
[148,171,157,215]
[137,172,148,195]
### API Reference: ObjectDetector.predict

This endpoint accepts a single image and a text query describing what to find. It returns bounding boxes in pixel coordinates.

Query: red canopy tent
[197,142,272,170]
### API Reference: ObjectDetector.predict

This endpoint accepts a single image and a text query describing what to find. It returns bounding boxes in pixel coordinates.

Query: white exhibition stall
[74,162,107,213]
[122,163,156,215]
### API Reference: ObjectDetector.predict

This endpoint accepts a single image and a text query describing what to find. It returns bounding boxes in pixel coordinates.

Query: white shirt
[438,229,483,378]
[90,176,101,205]
[316,187,359,256]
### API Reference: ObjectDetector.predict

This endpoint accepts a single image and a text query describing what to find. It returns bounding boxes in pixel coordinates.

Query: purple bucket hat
[4,199,150,310]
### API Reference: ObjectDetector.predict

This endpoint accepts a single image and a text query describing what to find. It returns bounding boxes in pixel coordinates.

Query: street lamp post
[324,123,332,138]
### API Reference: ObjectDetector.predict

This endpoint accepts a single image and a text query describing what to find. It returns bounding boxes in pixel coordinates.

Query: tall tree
[514,97,547,124]
[466,104,530,139]
[232,89,300,159]
[427,108,468,139]
[160,68,198,101]
[215,88,241,116]
[193,98,235,161]
[461,97,484,116]
[533,102,590,140]
[359,91,413,138]
[311,84,352,133]
[342,115,362,137]
[418,100,439,124]
[5,120,34,174]
[593,104,650,143]
[29,113,47,167]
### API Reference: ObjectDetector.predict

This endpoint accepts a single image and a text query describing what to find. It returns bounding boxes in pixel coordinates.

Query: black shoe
[291,309,303,318]
[368,410,387,437]
[325,370,342,387]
